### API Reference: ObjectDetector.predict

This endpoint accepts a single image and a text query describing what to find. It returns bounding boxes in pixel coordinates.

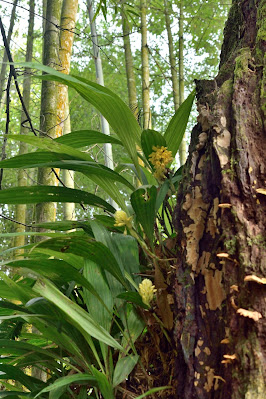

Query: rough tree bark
[171,0,266,397]
[127,1,265,398]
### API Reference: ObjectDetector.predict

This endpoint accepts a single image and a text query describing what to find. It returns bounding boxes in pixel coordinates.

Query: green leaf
[0,364,45,391]
[35,374,98,397]
[91,366,115,399]
[33,277,123,351]
[55,130,122,147]
[135,386,171,399]
[0,392,32,398]
[130,186,157,244]
[5,259,104,306]
[164,90,195,157]
[0,272,34,304]
[0,186,115,213]
[0,150,134,190]
[35,237,129,289]
[19,63,141,170]
[83,259,113,331]
[121,309,145,351]
[33,220,93,234]
[155,179,170,214]
[112,355,139,387]
[3,134,93,161]
[141,129,167,168]
[116,292,148,309]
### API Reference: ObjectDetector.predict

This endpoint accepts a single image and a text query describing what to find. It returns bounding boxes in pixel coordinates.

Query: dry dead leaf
[237,308,262,322]
[244,275,266,285]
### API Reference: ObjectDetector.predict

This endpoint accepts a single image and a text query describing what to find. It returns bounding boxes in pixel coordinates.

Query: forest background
[0,0,230,249]
[1,0,265,398]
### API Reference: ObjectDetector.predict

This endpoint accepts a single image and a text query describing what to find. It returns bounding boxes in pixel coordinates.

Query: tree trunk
[164,0,179,111]
[0,0,18,108]
[140,0,151,130]
[122,9,138,118]
[14,0,35,256]
[171,0,266,397]
[87,0,116,208]
[56,0,78,137]
[36,0,63,227]
[56,0,78,219]
[178,0,186,165]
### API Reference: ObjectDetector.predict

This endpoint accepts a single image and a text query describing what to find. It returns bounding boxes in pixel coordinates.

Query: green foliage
[0,66,193,397]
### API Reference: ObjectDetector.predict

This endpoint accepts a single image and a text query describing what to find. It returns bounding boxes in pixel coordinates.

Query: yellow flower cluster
[139,279,157,306]
[114,210,133,228]
[149,146,173,181]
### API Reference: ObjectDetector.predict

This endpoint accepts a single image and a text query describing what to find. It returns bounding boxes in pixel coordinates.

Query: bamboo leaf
[164,90,195,157]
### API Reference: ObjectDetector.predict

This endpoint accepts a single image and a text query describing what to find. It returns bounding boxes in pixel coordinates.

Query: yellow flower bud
[114,210,133,228]
[139,278,157,306]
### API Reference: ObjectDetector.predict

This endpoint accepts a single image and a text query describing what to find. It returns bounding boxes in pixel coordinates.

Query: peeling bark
[171,0,266,397]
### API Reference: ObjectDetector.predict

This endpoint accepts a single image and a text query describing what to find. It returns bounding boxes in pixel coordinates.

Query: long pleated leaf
[0,364,45,391]
[83,259,113,331]
[3,135,129,209]
[35,236,129,289]
[55,130,122,147]
[35,374,98,397]
[113,355,139,387]
[0,152,134,190]
[33,277,123,350]
[91,366,115,399]
[19,63,141,169]
[5,259,105,306]
[164,90,195,157]
[0,186,115,213]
